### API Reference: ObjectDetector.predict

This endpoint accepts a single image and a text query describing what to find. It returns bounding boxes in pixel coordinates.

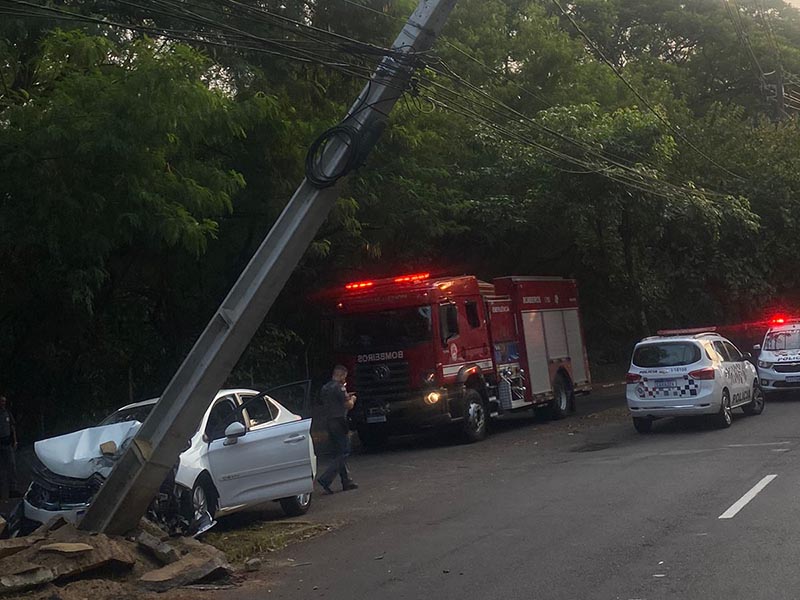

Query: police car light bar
[656,327,718,336]
[769,315,800,326]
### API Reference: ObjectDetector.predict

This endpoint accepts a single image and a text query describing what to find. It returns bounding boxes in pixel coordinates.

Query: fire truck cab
[326,273,591,447]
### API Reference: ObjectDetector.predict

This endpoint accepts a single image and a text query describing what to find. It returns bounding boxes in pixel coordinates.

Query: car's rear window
[632,342,702,368]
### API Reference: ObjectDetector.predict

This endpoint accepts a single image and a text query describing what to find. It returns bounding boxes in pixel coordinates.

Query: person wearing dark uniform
[0,395,17,500]
[316,365,359,494]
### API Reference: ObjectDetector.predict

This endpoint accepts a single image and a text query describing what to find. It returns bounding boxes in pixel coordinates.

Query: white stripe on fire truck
[442,360,494,377]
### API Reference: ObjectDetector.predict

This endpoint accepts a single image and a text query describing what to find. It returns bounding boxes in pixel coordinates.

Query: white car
[626,329,763,433]
[23,388,317,529]
[755,319,800,395]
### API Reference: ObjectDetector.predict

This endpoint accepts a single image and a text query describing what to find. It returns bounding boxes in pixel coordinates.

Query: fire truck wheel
[357,425,389,450]
[549,375,571,420]
[462,388,488,442]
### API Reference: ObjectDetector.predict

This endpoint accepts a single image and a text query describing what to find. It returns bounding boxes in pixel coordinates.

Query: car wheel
[713,390,733,429]
[549,375,572,420]
[462,388,488,443]
[279,492,312,517]
[357,425,389,450]
[192,478,218,519]
[742,382,765,416]
[632,417,653,433]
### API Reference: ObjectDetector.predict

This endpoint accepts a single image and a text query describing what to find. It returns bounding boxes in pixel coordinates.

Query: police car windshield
[764,330,800,351]
[632,342,702,368]
[334,307,432,351]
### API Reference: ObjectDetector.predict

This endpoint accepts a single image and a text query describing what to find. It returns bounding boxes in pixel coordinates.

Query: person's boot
[342,480,359,491]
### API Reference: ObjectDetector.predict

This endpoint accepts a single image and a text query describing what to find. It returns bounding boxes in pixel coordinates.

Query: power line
[551,0,744,181]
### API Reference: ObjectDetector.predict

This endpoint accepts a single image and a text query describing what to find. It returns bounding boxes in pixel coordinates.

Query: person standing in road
[316,365,359,494]
[0,395,18,500]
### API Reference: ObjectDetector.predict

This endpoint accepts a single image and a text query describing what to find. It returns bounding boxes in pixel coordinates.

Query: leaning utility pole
[79,0,458,535]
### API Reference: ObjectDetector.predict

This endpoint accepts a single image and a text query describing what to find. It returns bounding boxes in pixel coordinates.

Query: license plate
[653,379,677,388]
[786,376,800,383]
[366,415,387,423]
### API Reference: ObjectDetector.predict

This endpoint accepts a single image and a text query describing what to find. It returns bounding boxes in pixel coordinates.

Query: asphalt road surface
[221,387,800,600]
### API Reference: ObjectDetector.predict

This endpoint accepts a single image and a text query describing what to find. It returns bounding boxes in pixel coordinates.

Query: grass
[203,517,332,564]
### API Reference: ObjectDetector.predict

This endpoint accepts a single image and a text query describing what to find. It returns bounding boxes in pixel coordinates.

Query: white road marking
[718,474,778,519]
[772,448,790,452]
[726,441,790,448]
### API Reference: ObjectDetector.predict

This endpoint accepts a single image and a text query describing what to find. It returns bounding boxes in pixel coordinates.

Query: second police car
[754,317,800,395]
[626,329,763,433]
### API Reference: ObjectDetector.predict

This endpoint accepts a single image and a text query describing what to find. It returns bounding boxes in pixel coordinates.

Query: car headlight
[758,360,774,369]
[424,391,441,405]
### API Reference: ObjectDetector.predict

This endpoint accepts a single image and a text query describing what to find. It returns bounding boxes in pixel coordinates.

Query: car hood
[34,421,142,479]
[761,349,800,363]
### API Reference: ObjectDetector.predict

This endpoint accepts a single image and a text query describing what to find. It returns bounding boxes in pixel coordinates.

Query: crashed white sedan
[23,388,317,529]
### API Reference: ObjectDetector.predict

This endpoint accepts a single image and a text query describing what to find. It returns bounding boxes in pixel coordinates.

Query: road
[219,387,800,600]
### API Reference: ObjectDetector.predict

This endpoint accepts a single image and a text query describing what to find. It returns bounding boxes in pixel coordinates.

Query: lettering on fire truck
[357,351,405,363]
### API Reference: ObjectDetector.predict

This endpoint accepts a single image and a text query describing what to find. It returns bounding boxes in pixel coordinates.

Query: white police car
[754,318,800,395]
[626,329,763,433]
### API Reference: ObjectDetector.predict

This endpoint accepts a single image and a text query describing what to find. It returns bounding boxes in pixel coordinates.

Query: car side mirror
[753,344,761,352]
[743,352,752,360]
[223,421,246,446]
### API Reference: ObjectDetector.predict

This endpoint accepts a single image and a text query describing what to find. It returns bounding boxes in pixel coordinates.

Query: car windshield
[632,342,702,367]
[334,306,432,351]
[764,330,800,351]
[100,403,155,425]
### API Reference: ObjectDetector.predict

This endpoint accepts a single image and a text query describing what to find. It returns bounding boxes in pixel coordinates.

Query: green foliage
[3,0,800,436]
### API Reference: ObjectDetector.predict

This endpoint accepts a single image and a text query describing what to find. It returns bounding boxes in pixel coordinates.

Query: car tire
[357,425,389,450]
[742,382,765,416]
[549,374,572,420]
[462,388,488,443]
[192,477,218,520]
[713,389,733,429]
[632,417,653,433]
[279,492,312,517]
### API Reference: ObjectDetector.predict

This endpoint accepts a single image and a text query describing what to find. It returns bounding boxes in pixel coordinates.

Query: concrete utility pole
[79,0,458,535]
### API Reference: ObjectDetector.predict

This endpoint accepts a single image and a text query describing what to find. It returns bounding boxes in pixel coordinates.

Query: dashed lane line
[718,474,778,520]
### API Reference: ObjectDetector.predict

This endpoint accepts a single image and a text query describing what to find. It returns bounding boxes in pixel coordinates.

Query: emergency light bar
[344,272,430,290]
[656,327,717,336]
[344,281,374,290]
[393,272,430,283]
[769,315,800,326]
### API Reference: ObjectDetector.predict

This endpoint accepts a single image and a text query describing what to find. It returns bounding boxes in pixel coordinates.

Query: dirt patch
[203,520,333,564]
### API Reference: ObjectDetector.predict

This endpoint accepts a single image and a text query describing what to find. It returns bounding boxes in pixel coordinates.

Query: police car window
[723,341,743,361]
[465,301,481,329]
[713,341,732,362]
[632,343,701,367]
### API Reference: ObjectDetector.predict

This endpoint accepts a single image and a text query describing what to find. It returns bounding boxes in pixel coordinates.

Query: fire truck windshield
[764,330,800,351]
[334,306,432,351]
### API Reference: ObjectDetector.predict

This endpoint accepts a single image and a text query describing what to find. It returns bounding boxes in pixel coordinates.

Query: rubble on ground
[0,517,233,597]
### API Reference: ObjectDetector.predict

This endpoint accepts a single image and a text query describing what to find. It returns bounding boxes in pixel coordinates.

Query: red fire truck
[325,273,592,447]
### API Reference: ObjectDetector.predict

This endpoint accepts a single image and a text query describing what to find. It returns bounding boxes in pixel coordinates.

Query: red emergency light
[344,280,374,290]
[769,315,800,326]
[393,272,430,283]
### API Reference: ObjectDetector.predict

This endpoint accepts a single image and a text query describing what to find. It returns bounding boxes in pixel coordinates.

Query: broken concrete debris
[0,521,232,596]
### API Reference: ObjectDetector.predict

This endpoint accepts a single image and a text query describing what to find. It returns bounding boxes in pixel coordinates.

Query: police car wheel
[742,383,765,416]
[713,390,733,429]
[632,417,653,434]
